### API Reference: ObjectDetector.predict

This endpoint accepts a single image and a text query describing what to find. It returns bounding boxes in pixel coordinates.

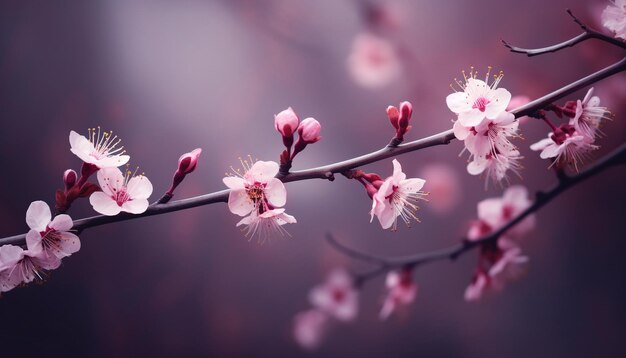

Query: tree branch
[1,56,625,247]
[502,9,626,57]
[330,143,626,284]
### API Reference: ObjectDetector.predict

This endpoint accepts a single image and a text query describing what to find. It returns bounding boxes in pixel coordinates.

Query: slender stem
[502,9,626,57]
[331,143,626,284]
[1,56,625,247]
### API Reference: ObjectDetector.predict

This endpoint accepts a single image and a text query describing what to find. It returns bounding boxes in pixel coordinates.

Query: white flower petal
[89,192,122,216]
[49,214,73,232]
[26,201,52,231]
[126,175,153,200]
[121,199,149,214]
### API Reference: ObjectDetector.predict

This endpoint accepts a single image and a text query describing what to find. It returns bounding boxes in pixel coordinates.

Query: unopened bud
[177,148,202,175]
[63,169,77,191]
[298,117,321,144]
[398,101,412,130]
[387,105,400,129]
[274,107,300,139]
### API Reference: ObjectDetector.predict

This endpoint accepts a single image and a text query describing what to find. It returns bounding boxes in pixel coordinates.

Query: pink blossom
[236,208,297,243]
[418,164,461,214]
[474,185,535,239]
[309,269,358,321]
[69,128,129,168]
[466,148,522,186]
[602,0,626,40]
[0,244,60,293]
[454,111,519,160]
[530,125,598,171]
[347,33,401,89]
[570,88,610,140]
[223,160,287,216]
[293,309,329,351]
[370,159,426,230]
[380,270,417,319]
[297,117,321,144]
[446,68,512,127]
[90,167,153,216]
[25,201,80,261]
[465,246,528,301]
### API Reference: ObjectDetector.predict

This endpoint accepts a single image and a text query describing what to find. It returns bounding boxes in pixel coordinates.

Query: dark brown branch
[329,143,626,284]
[502,9,626,57]
[1,56,625,247]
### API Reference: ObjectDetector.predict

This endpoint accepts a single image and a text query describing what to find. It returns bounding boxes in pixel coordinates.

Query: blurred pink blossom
[90,167,153,215]
[69,128,129,168]
[465,246,528,301]
[602,0,626,40]
[380,269,417,319]
[418,164,461,214]
[293,309,329,351]
[370,159,426,230]
[475,185,535,239]
[507,95,531,124]
[309,269,358,322]
[347,33,401,89]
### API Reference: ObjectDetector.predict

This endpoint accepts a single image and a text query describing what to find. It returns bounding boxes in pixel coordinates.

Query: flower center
[41,228,63,250]
[113,189,130,206]
[472,97,490,112]
[332,289,345,302]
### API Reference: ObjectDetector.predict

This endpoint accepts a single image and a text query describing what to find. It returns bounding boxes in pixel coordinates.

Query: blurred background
[1,0,625,357]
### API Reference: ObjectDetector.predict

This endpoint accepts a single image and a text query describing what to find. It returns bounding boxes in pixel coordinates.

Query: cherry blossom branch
[1,56,625,247]
[502,9,626,56]
[329,142,626,285]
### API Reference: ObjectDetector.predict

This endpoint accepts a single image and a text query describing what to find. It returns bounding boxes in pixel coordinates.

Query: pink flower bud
[298,117,321,144]
[177,148,202,175]
[398,101,412,130]
[275,107,300,138]
[63,169,77,190]
[386,105,399,129]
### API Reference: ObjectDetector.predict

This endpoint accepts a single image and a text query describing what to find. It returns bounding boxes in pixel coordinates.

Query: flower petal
[247,161,279,183]
[265,178,287,208]
[97,167,125,196]
[446,92,470,114]
[49,214,73,232]
[121,198,149,214]
[222,176,246,190]
[89,192,122,216]
[26,201,51,231]
[126,175,153,200]
[228,188,255,216]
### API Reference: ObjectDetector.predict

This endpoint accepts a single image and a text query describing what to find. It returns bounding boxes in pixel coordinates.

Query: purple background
[1,0,625,357]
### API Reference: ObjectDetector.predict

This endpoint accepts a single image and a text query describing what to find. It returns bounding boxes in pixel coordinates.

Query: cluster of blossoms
[447,67,520,185]
[0,128,202,293]
[465,186,535,300]
[530,88,610,171]
[602,0,626,40]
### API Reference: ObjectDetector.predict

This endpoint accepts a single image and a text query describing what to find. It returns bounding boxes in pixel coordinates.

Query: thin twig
[502,9,626,57]
[0,56,625,247]
[330,143,626,285]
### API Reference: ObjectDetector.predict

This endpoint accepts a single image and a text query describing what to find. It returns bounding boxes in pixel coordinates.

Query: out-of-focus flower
[69,128,129,168]
[570,88,610,140]
[370,159,426,230]
[223,159,286,216]
[474,186,535,239]
[89,167,153,215]
[446,68,511,127]
[0,243,61,293]
[530,124,598,171]
[465,245,528,301]
[235,208,297,242]
[602,0,626,40]
[380,269,417,319]
[309,269,358,322]
[275,107,300,139]
[507,95,531,124]
[25,201,80,261]
[293,309,329,351]
[418,164,461,214]
[347,33,401,89]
